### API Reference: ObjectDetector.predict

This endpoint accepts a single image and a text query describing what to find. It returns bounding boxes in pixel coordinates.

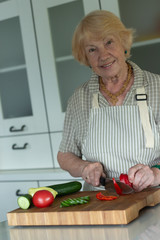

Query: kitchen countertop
[1,203,160,240]
[0,169,78,181]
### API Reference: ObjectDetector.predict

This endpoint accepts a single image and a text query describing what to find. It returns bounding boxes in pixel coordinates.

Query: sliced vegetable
[32,190,54,208]
[112,178,123,195]
[119,173,133,188]
[28,187,58,198]
[47,181,82,196]
[17,194,32,210]
[60,196,90,208]
[96,192,118,201]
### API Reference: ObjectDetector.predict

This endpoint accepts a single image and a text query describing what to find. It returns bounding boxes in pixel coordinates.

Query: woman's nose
[99,48,109,61]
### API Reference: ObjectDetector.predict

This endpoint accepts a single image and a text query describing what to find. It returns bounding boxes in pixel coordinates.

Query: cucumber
[47,181,82,196]
[17,194,32,210]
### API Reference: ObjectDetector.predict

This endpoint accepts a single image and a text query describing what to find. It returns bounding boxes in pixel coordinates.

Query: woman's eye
[106,40,112,45]
[89,48,95,53]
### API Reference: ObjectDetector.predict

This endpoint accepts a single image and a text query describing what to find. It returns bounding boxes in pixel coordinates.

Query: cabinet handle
[9,125,26,132]
[12,143,28,150]
[16,189,26,196]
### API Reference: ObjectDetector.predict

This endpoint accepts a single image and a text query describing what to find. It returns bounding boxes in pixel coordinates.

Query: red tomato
[32,190,54,208]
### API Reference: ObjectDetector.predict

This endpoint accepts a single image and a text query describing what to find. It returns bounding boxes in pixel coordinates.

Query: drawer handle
[12,143,28,150]
[9,125,26,132]
[16,189,25,196]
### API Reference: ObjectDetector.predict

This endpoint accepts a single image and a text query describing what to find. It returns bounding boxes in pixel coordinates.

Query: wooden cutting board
[7,188,160,226]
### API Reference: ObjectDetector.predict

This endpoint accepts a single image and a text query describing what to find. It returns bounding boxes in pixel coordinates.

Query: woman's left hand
[128,164,160,192]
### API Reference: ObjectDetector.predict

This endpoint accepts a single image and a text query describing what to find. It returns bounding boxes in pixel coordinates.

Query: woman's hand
[57,152,106,187]
[128,164,160,192]
[81,162,106,187]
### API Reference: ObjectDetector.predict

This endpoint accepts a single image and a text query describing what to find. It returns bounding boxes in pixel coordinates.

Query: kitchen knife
[100,176,134,194]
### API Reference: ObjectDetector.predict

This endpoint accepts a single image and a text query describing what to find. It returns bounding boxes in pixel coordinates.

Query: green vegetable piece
[60,202,70,207]
[60,196,90,208]
[17,194,32,210]
[82,196,90,201]
[47,181,82,196]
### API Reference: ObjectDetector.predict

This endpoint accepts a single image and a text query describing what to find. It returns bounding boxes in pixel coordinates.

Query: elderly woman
[57,10,160,192]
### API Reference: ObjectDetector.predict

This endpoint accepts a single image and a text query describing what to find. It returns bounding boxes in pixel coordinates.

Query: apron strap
[92,93,99,108]
[136,87,154,148]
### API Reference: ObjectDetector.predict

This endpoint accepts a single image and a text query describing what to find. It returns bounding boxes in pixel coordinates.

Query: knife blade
[100,176,134,194]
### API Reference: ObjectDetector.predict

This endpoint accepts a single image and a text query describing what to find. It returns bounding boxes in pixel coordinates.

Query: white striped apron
[82,87,160,190]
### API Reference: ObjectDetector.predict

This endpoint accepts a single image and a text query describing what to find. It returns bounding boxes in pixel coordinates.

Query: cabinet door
[32,0,101,132]
[0,0,48,136]
[0,134,53,169]
[100,0,120,17]
[0,181,38,222]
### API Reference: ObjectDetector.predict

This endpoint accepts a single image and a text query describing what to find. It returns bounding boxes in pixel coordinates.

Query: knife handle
[100,176,106,186]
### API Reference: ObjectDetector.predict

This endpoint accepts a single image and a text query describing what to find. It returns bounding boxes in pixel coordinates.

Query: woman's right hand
[81,162,106,187]
[58,152,106,187]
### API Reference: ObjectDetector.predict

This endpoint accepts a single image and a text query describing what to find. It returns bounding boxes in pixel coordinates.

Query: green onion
[60,196,90,208]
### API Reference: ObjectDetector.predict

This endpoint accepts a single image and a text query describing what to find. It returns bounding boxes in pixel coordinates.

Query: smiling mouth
[101,61,115,68]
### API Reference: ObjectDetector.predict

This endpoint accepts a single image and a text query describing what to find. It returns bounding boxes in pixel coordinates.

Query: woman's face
[84,35,127,81]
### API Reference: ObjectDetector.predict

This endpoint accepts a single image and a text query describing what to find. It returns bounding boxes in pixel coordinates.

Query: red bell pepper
[112,178,123,195]
[119,173,133,188]
[96,192,118,201]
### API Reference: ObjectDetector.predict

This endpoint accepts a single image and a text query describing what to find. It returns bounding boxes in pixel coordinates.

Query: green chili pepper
[60,196,90,208]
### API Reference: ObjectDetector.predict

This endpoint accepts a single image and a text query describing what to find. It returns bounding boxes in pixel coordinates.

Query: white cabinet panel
[100,0,120,17]
[32,0,100,132]
[0,134,53,170]
[0,0,48,136]
[0,0,18,20]
[50,132,62,168]
[0,181,38,222]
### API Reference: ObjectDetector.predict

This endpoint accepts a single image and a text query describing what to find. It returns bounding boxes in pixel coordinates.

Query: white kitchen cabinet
[0,181,38,222]
[32,0,101,132]
[0,134,53,170]
[0,0,51,170]
[0,0,48,137]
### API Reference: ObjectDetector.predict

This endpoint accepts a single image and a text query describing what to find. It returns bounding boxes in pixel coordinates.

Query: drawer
[0,134,53,170]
